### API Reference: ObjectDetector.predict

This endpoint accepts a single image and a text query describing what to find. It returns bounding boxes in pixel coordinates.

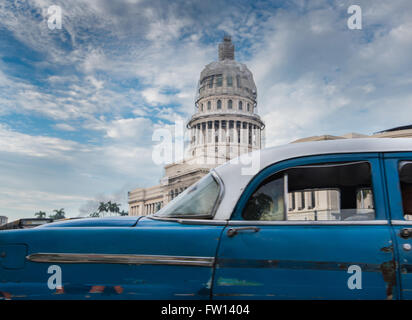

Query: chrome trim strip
[26,253,215,267]
[391,220,412,226]
[228,220,389,226]
[146,216,227,225]
[177,219,228,226]
[147,216,182,222]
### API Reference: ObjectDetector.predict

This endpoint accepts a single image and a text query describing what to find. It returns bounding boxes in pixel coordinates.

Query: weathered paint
[217,278,262,286]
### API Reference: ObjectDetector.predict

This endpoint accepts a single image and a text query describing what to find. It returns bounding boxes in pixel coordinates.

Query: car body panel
[214,225,395,299]
[0,217,224,299]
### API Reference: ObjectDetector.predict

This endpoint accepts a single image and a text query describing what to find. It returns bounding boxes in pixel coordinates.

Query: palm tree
[34,211,46,218]
[97,202,108,217]
[119,210,128,216]
[50,208,65,220]
[107,201,120,214]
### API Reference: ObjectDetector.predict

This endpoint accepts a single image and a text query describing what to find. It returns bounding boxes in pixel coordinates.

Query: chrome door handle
[400,228,412,239]
[227,227,260,237]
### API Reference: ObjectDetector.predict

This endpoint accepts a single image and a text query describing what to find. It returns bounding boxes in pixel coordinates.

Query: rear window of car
[399,161,412,220]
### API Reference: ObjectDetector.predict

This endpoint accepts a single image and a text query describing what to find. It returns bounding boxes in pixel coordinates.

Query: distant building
[0,216,8,225]
[292,125,412,143]
[128,36,265,215]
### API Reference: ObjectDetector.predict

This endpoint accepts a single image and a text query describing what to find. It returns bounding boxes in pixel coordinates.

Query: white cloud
[142,88,171,105]
[54,123,76,131]
[105,117,153,139]
[0,124,87,159]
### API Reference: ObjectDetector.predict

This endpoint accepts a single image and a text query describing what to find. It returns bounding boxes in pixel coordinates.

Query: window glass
[243,174,285,221]
[242,162,376,221]
[399,162,412,220]
[239,101,243,110]
[208,76,214,88]
[207,101,211,110]
[228,100,232,109]
[227,75,233,87]
[217,100,222,109]
[216,74,223,87]
[155,174,220,218]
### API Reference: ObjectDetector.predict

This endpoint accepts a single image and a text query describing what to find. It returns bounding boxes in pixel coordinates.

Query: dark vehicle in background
[0,218,53,230]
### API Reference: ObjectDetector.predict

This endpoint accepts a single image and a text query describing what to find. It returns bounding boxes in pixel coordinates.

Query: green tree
[97,202,108,215]
[50,208,65,220]
[91,201,124,217]
[119,210,128,216]
[107,201,120,214]
[34,211,47,218]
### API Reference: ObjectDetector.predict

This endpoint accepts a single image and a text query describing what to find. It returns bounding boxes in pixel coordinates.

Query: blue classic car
[1,138,412,300]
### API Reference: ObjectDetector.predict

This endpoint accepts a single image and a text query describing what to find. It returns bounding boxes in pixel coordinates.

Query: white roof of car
[213,138,412,220]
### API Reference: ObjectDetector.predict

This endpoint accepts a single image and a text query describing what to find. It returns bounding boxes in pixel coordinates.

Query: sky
[0,0,411,220]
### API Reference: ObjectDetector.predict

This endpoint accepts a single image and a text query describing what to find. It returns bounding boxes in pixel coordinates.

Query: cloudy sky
[0,0,411,220]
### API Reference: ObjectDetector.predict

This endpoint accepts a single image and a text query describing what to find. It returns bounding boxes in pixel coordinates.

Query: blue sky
[0,0,411,220]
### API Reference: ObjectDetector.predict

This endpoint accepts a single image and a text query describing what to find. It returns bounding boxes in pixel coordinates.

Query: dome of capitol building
[187,35,265,163]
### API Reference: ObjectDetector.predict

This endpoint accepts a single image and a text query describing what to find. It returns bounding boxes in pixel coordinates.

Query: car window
[399,161,412,221]
[242,161,376,221]
[154,173,221,219]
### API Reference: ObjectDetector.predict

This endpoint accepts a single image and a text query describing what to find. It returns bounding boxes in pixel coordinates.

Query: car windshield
[154,173,221,219]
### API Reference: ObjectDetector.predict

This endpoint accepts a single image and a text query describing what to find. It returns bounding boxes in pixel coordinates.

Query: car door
[383,152,412,299]
[212,153,398,299]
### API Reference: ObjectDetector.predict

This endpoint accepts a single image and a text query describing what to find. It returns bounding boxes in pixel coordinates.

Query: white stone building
[128,36,265,216]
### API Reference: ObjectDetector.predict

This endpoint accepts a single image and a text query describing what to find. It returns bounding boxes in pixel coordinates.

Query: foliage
[90,201,128,217]
[49,208,65,220]
[34,211,47,218]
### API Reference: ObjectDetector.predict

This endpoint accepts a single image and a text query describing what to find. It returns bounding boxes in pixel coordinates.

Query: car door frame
[382,151,412,300]
[212,152,398,299]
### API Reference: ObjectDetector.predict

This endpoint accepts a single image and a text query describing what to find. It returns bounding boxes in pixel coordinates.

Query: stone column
[242,122,247,145]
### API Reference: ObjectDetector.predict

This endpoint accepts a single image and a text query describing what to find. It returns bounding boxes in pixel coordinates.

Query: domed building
[188,36,264,164]
[128,36,265,216]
